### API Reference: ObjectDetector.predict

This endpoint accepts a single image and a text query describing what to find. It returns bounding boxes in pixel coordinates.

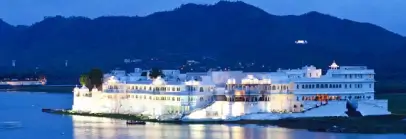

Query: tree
[79,74,89,86]
[149,68,164,79]
[140,71,147,77]
[88,68,103,90]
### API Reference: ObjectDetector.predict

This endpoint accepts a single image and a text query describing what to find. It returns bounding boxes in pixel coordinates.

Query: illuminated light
[235,90,245,95]
[295,40,308,44]
[226,78,236,84]
[107,76,118,84]
[185,80,200,86]
[152,76,166,86]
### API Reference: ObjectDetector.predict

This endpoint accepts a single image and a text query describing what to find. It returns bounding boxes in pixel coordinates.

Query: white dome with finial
[329,61,339,69]
[91,86,98,93]
[80,85,89,92]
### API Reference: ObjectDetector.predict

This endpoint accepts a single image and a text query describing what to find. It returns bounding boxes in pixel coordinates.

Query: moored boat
[126,120,146,125]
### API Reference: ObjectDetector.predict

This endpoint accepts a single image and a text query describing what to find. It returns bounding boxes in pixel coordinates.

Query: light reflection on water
[72,115,298,139]
[0,92,405,139]
[71,115,406,139]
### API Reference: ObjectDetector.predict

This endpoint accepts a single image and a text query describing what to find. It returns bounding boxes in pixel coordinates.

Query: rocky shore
[42,109,406,134]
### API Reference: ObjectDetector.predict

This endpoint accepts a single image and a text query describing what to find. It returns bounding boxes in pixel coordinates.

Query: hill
[0,1,405,85]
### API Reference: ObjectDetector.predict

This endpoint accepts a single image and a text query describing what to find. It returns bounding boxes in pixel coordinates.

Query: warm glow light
[235,90,245,95]
[152,76,166,86]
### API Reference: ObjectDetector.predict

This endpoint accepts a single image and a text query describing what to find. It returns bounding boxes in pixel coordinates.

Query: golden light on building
[234,90,245,96]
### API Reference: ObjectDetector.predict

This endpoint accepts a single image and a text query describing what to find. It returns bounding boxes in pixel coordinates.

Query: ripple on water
[1,92,406,139]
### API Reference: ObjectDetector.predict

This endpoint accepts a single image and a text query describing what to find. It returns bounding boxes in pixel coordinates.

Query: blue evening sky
[1,0,405,35]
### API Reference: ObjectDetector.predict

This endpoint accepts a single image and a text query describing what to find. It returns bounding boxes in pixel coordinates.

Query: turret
[329,61,339,69]
[73,85,80,96]
[91,86,99,93]
[80,85,89,93]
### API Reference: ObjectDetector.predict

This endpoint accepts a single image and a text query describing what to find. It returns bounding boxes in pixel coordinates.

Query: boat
[126,120,146,125]
[42,108,51,112]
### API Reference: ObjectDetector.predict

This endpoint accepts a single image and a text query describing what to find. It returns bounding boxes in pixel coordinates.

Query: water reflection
[72,116,405,139]
[1,92,404,139]
[72,115,297,139]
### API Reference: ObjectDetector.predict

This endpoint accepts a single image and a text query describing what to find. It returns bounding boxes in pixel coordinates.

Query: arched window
[272,86,276,90]
[200,87,204,92]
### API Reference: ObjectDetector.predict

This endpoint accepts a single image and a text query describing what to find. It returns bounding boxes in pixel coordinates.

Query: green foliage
[140,71,147,77]
[79,74,89,86]
[149,68,165,79]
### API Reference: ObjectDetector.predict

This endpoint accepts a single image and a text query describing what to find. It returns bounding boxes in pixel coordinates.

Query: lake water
[0,91,405,139]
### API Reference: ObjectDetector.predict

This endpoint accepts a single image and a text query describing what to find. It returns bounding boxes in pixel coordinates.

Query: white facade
[72,61,390,121]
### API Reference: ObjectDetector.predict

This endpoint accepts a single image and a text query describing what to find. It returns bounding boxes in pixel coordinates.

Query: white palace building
[72,61,390,121]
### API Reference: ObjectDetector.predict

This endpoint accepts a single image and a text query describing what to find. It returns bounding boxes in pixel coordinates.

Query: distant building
[295,40,308,44]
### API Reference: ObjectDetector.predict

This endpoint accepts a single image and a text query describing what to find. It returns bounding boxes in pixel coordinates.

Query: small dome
[329,61,339,69]
[91,86,98,93]
[80,85,89,91]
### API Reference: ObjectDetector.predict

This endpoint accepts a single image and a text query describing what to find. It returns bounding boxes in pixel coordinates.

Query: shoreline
[4,85,406,94]
[42,109,406,134]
